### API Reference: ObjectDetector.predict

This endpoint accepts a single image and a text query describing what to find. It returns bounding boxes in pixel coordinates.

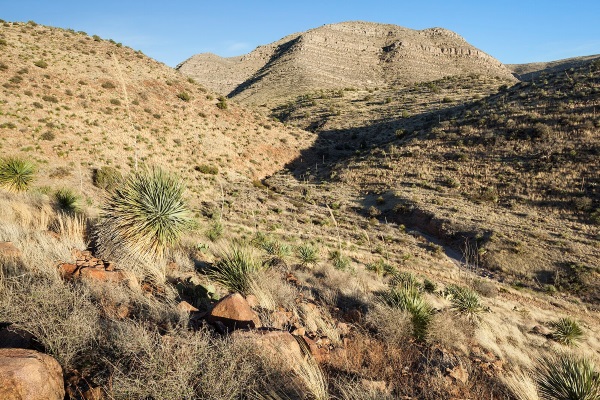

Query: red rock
[302,335,329,363]
[177,301,199,313]
[233,330,303,367]
[80,268,127,283]
[447,364,469,384]
[245,294,259,308]
[291,327,306,336]
[0,348,65,400]
[58,263,80,279]
[0,242,21,258]
[361,379,389,394]
[208,293,262,331]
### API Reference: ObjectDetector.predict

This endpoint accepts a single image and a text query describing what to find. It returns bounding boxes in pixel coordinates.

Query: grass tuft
[379,285,433,341]
[54,188,81,213]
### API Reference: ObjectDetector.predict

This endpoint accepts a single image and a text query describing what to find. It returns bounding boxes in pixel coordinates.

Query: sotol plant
[550,317,584,346]
[445,284,486,321]
[536,353,600,400]
[209,244,265,294]
[96,167,191,261]
[0,157,35,192]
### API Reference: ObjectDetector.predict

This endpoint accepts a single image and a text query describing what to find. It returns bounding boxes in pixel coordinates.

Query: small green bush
[205,220,223,242]
[195,164,218,175]
[329,249,350,270]
[42,95,59,103]
[216,96,228,110]
[110,98,121,106]
[177,92,191,102]
[536,354,600,400]
[40,131,55,141]
[33,60,48,69]
[0,157,35,192]
[92,166,123,191]
[550,318,584,346]
[101,81,116,89]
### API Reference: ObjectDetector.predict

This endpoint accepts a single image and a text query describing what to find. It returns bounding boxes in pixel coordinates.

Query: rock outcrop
[0,348,65,400]
[178,21,515,105]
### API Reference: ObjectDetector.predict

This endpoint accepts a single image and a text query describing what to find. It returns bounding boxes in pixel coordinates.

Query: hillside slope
[178,21,515,105]
[0,21,315,201]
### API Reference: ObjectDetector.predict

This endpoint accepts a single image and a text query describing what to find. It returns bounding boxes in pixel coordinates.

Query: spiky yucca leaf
[536,354,600,400]
[54,188,81,213]
[210,244,265,294]
[0,157,35,192]
[380,286,433,341]
[97,167,191,261]
[550,318,584,347]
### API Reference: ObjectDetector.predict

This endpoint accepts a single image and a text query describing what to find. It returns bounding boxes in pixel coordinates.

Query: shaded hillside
[509,54,600,81]
[272,57,600,304]
[178,21,515,106]
[0,21,315,202]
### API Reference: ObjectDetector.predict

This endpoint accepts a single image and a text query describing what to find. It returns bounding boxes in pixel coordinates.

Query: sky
[2,0,600,68]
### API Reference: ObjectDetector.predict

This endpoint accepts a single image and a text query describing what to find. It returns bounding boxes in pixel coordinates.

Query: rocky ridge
[178,21,515,105]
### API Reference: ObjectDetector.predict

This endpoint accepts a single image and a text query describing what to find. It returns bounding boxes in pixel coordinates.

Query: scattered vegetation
[209,244,265,294]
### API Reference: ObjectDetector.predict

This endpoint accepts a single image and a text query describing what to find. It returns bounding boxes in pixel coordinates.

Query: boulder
[177,301,199,313]
[0,348,65,400]
[208,293,262,331]
[232,329,304,367]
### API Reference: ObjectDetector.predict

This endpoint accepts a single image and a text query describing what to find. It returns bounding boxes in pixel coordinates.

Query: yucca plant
[445,284,486,321]
[379,286,433,341]
[54,188,80,213]
[296,244,319,268]
[0,157,35,192]
[536,353,600,400]
[390,271,421,290]
[96,167,191,261]
[210,244,265,294]
[550,318,584,346]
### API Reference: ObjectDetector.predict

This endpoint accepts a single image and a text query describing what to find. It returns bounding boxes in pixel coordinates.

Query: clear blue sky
[2,0,599,67]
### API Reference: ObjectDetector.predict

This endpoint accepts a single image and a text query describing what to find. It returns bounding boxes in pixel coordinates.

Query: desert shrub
[423,278,437,293]
[33,60,48,68]
[96,167,192,262]
[217,95,228,110]
[40,131,55,140]
[42,95,58,103]
[109,98,121,106]
[205,219,223,242]
[105,323,267,399]
[92,166,123,191]
[0,157,35,192]
[390,271,421,290]
[195,164,218,175]
[209,244,265,294]
[54,188,81,213]
[550,317,584,346]
[0,62,7,71]
[536,353,600,400]
[329,249,350,270]
[177,92,191,102]
[0,278,99,370]
[379,285,433,341]
[101,81,116,89]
